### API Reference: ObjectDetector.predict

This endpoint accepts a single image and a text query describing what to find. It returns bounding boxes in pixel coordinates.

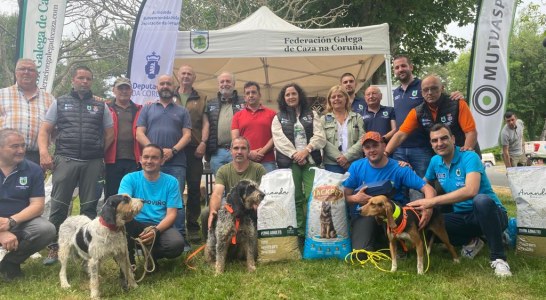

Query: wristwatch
[8,217,16,229]
[171,147,178,155]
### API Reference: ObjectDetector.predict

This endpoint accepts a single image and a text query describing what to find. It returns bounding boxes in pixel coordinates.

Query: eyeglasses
[422,86,440,94]
[365,92,381,97]
[430,135,450,144]
[16,68,37,73]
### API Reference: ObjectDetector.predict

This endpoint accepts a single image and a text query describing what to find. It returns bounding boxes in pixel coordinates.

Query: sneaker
[0,260,23,282]
[30,252,42,259]
[491,259,512,277]
[461,237,485,259]
[43,244,59,265]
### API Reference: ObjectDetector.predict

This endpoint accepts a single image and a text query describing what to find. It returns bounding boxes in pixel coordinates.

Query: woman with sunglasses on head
[321,85,365,174]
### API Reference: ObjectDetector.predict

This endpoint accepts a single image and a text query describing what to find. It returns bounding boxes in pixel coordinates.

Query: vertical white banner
[469,0,517,149]
[17,0,67,93]
[128,0,182,105]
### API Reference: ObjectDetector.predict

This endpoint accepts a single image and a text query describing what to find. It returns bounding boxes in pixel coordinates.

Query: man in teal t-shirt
[119,144,184,263]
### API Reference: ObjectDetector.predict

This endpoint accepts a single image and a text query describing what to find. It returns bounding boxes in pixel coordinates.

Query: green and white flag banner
[17,0,67,93]
[469,0,517,149]
[128,0,182,105]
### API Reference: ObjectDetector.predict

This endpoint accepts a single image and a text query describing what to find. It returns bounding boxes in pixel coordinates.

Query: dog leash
[131,226,157,282]
[345,230,432,274]
[345,249,392,272]
[184,244,206,270]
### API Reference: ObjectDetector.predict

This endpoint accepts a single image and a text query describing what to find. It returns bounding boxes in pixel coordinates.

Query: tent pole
[384,54,393,107]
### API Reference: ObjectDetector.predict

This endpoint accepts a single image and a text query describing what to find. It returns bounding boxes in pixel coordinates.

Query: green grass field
[1,190,545,299]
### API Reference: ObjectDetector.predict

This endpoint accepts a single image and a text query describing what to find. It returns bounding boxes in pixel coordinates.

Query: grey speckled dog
[205,179,265,274]
[58,194,143,299]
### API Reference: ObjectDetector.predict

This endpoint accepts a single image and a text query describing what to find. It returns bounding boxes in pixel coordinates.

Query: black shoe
[188,230,202,243]
[0,260,23,282]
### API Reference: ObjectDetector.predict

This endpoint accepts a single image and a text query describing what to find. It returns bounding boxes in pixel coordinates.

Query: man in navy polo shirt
[391,56,463,200]
[0,129,55,281]
[340,72,366,116]
[136,74,192,246]
[362,86,396,142]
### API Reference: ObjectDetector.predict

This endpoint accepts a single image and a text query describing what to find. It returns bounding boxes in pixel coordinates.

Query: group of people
[0,54,515,282]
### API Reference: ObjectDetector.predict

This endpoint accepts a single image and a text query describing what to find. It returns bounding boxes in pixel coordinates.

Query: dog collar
[392,204,401,220]
[224,203,240,245]
[99,216,120,231]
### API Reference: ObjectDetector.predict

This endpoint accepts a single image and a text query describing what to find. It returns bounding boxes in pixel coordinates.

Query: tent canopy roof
[174,6,390,102]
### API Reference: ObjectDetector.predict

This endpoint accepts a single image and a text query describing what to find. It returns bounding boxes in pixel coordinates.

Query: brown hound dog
[360,195,459,274]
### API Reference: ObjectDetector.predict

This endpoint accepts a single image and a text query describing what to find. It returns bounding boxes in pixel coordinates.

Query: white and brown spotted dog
[360,195,459,274]
[205,179,265,274]
[58,194,143,299]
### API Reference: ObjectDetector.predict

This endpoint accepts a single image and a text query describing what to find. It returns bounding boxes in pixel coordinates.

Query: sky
[1,0,543,49]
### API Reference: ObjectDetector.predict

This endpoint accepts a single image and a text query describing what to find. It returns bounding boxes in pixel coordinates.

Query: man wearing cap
[104,78,142,199]
[343,131,436,252]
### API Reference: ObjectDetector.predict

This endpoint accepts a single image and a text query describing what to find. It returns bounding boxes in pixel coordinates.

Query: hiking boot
[491,259,512,277]
[0,260,23,282]
[43,244,59,265]
[461,237,484,259]
[188,230,202,243]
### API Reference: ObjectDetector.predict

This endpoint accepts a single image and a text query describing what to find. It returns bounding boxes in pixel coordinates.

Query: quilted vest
[55,90,105,159]
[275,108,322,168]
[205,91,245,154]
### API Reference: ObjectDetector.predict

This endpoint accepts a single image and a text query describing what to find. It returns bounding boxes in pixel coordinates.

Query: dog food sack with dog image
[257,169,301,262]
[303,168,351,260]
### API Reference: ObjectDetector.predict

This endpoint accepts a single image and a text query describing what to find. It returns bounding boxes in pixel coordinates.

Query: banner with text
[128,0,182,105]
[468,0,517,149]
[16,0,67,93]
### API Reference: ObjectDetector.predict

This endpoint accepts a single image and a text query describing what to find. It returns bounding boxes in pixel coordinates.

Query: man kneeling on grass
[119,144,185,268]
[409,124,511,277]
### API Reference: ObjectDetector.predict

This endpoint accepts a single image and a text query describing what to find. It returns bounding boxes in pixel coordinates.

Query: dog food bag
[507,166,546,257]
[258,169,301,262]
[303,168,351,260]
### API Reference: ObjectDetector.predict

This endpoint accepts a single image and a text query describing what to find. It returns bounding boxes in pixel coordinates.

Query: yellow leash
[345,231,432,273]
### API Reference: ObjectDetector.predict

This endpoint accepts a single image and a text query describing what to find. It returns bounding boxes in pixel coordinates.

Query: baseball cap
[361,131,382,145]
[114,77,131,88]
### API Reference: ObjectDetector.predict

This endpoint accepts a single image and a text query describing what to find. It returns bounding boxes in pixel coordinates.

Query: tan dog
[360,195,459,274]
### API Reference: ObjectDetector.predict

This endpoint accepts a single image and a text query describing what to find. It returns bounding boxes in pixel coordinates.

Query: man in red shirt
[231,81,277,173]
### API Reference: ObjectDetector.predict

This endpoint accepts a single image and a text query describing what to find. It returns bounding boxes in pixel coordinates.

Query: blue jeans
[325,164,346,174]
[443,194,508,261]
[160,165,186,238]
[261,161,277,173]
[393,147,433,200]
[210,148,232,176]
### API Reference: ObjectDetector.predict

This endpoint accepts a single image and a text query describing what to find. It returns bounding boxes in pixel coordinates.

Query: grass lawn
[1,190,545,299]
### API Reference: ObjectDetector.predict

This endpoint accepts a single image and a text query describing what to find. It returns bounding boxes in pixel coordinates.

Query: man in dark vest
[385,74,478,159]
[38,66,114,265]
[203,71,245,175]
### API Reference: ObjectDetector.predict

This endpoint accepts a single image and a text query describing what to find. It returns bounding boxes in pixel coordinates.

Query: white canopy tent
[174,6,392,105]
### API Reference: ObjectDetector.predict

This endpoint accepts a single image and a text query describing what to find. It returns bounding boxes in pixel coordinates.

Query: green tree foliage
[301,0,476,69]
[0,13,18,86]
[505,3,546,140]
[444,4,546,140]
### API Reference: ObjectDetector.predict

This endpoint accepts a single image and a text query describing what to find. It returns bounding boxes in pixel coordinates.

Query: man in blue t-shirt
[343,131,436,252]
[119,144,184,264]
[409,124,511,277]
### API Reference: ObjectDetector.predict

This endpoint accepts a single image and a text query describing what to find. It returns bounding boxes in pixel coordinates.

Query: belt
[219,144,231,149]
